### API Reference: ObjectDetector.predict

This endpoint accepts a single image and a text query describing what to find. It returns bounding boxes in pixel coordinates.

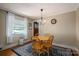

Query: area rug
[11,43,78,56]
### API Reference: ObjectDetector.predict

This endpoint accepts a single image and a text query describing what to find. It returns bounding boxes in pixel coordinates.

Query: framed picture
[29,23,32,27]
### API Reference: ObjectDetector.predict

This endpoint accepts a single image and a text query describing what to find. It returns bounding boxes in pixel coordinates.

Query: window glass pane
[6,12,28,43]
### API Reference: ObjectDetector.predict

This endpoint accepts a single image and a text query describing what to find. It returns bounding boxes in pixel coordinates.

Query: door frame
[32,20,40,36]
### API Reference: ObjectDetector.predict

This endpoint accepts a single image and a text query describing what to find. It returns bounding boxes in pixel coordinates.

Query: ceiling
[0,3,78,19]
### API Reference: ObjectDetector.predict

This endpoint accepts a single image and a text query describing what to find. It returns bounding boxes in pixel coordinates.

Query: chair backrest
[32,37,42,50]
[44,33,51,36]
[49,35,54,45]
[32,36,39,41]
[43,35,54,47]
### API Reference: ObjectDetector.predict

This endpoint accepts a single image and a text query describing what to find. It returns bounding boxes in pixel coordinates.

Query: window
[6,12,28,43]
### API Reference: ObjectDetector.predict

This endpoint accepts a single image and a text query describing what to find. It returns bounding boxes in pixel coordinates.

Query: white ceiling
[0,3,78,19]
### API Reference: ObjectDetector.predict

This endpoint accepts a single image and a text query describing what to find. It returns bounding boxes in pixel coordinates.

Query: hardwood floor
[0,40,33,56]
[0,49,17,56]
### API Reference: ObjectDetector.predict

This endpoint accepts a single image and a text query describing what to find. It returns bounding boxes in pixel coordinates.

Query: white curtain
[6,12,28,44]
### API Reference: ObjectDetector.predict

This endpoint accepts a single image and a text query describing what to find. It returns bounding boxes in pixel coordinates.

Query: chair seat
[43,44,52,48]
[32,43,43,50]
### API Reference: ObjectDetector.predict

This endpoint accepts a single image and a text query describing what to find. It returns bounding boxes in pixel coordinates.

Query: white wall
[39,11,76,47]
[0,9,7,48]
[76,7,79,49]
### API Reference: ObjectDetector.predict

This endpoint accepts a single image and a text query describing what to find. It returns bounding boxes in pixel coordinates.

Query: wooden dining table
[37,36,50,41]
[32,35,53,55]
[32,35,51,41]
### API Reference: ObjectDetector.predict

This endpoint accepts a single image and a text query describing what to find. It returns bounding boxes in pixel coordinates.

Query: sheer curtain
[6,12,28,44]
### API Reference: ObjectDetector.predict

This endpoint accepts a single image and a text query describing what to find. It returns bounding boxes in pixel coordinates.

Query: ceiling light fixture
[40,9,46,24]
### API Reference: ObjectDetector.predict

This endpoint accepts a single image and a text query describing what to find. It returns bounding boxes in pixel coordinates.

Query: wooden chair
[32,36,47,56]
[43,35,54,55]
[44,33,51,37]
[32,36,39,41]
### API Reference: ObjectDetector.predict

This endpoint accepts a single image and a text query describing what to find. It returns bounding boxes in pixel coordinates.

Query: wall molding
[53,43,79,55]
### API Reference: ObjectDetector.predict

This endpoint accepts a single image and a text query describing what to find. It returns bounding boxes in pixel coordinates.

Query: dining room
[0,3,79,56]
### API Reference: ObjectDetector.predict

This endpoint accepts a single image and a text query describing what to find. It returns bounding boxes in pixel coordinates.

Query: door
[33,22,39,36]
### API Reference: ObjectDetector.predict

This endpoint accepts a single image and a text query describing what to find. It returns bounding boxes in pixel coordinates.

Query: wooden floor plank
[0,49,17,56]
[0,40,33,56]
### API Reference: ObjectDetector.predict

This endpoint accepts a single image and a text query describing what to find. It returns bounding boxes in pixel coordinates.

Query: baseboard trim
[53,43,79,55]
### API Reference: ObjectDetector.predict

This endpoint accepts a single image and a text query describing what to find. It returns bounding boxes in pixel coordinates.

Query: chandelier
[40,9,46,24]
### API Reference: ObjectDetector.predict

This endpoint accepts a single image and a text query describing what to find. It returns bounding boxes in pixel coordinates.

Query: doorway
[33,22,39,36]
